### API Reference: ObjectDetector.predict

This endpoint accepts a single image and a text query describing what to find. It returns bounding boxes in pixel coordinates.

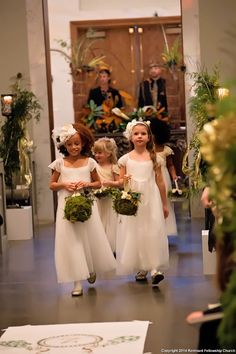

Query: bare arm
[155,166,169,218]
[102,172,121,187]
[49,170,77,192]
[201,186,212,208]
[166,155,177,181]
[116,165,127,188]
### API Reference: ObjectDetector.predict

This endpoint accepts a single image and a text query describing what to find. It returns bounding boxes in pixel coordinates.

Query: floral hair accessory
[123,119,151,140]
[52,124,77,148]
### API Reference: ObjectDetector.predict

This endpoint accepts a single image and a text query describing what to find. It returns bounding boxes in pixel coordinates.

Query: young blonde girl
[116,120,169,286]
[93,137,120,253]
[48,123,116,296]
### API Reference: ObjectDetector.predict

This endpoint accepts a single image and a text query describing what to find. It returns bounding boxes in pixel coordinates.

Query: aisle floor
[0,206,219,353]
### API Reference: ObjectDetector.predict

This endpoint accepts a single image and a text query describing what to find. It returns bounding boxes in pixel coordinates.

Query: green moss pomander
[64,194,94,223]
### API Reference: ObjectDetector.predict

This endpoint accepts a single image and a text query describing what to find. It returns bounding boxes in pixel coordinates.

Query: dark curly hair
[150,118,171,145]
[58,123,94,157]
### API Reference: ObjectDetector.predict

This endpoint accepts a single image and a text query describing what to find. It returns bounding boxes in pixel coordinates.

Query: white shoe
[71,281,83,297]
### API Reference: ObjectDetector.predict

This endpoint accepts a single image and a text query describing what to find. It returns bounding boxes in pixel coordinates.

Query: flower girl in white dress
[150,118,178,236]
[93,137,120,253]
[49,123,116,296]
[116,120,169,286]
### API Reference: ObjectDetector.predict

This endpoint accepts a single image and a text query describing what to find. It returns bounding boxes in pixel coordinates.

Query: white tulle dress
[156,146,178,236]
[48,157,116,283]
[96,164,119,252]
[116,154,169,275]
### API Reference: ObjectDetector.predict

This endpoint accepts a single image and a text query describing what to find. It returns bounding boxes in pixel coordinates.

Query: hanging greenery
[161,37,182,68]
[0,73,41,192]
[182,67,220,192]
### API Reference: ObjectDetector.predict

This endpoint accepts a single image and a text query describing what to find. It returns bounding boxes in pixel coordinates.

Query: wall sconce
[1,94,14,116]
[138,27,143,34]
[217,87,229,100]
[129,27,134,34]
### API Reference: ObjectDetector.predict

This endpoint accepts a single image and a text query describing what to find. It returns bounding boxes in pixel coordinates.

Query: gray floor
[0,205,219,353]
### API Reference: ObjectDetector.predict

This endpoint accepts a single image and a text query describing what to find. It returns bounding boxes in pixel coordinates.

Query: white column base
[6,206,33,240]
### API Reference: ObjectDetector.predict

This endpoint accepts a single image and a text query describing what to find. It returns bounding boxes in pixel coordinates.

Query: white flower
[52,124,77,148]
[142,105,157,113]
[111,108,130,120]
[123,119,151,140]
[121,191,132,200]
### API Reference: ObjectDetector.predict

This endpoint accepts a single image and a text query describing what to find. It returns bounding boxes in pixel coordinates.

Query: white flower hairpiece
[123,119,151,140]
[52,124,77,148]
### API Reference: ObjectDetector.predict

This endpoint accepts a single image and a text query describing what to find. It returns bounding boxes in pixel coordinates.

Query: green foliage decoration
[218,271,236,349]
[0,73,41,188]
[52,37,106,75]
[182,67,220,192]
[200,96,236,349]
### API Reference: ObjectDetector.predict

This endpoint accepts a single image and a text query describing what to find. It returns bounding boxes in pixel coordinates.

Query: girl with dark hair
[49,123,116,296]
[150,118,178,236]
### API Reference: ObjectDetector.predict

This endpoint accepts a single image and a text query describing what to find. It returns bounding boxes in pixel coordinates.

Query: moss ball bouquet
[64,190,94,223]
[112,189,141,216]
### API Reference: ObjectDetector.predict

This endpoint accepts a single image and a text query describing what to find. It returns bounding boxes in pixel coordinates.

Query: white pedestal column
[202,230,216,275]
[6,206,33,240]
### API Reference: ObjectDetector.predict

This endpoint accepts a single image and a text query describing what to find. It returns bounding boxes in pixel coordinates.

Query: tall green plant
[182,67,220,191]
[0,73,41,192]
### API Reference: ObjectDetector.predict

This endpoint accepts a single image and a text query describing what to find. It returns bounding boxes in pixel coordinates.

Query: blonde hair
[93,137,118,164]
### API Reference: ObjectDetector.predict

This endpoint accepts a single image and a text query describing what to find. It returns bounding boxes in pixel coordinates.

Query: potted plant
[51,37,106,76]
[0,73,41,239]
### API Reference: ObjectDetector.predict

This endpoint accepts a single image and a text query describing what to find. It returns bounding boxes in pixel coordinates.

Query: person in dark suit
[87,68,123,108]
[138,62,168,119]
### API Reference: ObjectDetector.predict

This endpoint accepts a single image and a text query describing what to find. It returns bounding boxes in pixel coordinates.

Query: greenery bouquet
[93,186,116,199]
[112,189,141,216]
[64,190,94,223]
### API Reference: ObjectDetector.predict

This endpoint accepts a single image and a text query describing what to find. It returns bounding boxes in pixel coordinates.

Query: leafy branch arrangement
[51,36,106,75]
[161,37,182,68]
[0,73,41,197]
[182,67,220,192]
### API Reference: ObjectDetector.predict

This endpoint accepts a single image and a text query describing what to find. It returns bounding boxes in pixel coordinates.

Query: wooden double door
[71,16,185,127]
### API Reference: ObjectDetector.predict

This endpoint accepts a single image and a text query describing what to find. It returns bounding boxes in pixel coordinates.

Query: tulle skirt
[97,198,118,252]
[116,179,169,275]
[162,166,178,236]
[55,195,116,283]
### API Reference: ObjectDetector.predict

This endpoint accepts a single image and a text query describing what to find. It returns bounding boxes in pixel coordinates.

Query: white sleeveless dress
[116,153,169,275]
[96,164,119,252]
[48,157,116,283]
[157,146,178,236]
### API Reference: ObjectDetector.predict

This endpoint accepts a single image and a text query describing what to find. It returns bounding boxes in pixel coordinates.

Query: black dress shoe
[87,272,96,284]
[151,272,164,286]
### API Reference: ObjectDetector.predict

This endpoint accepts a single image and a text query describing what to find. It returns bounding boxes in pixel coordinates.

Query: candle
[1,94,13,116]
[3,95,13,104]
[217,88,229,100]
